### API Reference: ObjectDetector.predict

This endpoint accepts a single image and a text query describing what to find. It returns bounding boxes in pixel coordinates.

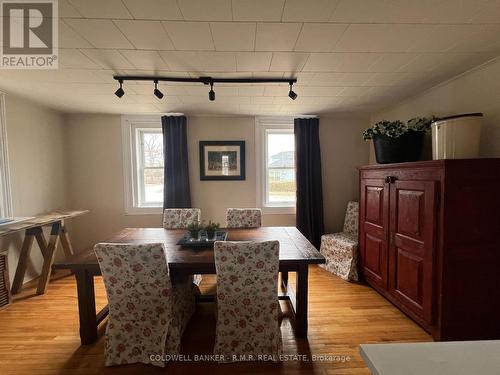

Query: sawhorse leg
[36,222,61,295]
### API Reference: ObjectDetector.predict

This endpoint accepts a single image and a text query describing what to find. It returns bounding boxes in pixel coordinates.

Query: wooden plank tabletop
[54,226,325,273]
[360,341,500,375]
[0,209,89,237]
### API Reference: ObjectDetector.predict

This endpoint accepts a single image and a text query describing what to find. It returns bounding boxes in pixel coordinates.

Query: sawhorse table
[0,210,89,295]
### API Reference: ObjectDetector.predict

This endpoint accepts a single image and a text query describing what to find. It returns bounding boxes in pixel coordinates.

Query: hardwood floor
[0,266,431,374]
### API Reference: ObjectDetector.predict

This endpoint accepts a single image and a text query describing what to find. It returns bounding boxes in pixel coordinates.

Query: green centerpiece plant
[204,221,220,240]
[187,221,203,240]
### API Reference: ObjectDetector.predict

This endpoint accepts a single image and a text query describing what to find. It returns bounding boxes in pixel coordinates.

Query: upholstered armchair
[226,208,262,228]
[320,201,359,281]
[94,243,195,367]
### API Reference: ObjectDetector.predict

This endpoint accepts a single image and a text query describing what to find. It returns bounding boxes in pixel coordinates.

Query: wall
[320,114,370,233]
[372,57,500,161]
[66,113,369,252]
[1,94,69,283]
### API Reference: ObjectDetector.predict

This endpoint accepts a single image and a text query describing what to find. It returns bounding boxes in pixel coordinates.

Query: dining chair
[213,240,282,362]
[162,208,203,286]
[225,208,262,228]
[94,242,195,367]
[162,208,201,229]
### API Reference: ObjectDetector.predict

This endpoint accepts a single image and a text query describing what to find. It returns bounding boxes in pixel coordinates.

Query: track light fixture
[153,80,164,99]
[208,82,215,101]
[288,83,298,100]
[114,79,124,98]
[113,76,298,101]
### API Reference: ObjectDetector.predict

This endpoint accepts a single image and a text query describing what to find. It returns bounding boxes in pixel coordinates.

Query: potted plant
[187,221,203,240]
[204,221,220,240]
[363,117,434,164]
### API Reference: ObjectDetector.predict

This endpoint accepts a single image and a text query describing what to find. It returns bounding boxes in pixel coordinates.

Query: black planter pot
[373,131,425,164]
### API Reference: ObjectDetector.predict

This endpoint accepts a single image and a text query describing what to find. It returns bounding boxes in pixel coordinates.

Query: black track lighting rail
[113,75,297,85]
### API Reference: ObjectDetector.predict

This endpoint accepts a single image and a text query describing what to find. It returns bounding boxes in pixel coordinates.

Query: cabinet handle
[385,176,397,184]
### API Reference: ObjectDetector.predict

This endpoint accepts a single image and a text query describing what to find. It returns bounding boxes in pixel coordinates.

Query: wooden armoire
[359,159,500,341]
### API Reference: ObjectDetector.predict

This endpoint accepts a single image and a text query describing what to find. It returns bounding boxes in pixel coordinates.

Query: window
[0,93,12,219]
[122,116,164,214]
[256,117,296,214]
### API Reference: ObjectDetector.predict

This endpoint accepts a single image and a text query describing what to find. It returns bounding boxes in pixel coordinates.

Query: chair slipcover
[163,208,201,229]
[213,240,282,362]
[226,208,262,228]
[320,201,359,281]
[95,243,195,367]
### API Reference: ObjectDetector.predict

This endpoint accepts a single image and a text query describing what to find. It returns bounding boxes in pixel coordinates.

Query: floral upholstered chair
[213,241,282,362]
[226,208,262,228]
[94,243,195,367]
[320,201,359,281]
[162,208,201,229]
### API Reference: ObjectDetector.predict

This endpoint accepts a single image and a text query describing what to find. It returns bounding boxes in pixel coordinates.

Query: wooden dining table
[53,226,325,345]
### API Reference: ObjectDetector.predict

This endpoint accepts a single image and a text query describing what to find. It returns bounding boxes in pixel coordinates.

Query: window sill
[261,206,296,215]
[125,207,163,215]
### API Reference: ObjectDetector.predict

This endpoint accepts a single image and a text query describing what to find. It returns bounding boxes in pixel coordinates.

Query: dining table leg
[75,269,98,345]
[295,264,309,338]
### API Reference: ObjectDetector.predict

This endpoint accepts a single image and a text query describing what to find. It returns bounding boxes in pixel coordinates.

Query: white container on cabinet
[431,113,482,160]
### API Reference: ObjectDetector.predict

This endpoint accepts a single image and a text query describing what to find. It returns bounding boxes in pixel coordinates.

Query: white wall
[372,57,500,159]
[65,113,369,252]
[1,94,69,283]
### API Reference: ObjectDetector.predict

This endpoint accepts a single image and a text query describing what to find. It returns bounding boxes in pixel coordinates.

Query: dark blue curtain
[294,117,324,249]
[162,115,191,209]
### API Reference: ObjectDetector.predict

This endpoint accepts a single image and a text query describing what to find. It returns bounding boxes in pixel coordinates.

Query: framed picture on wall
[199,141,246,180]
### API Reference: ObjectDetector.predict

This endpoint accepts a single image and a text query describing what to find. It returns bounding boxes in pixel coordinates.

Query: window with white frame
[0,93,12,220]
[256,117,296,213]
[122,116,164,214]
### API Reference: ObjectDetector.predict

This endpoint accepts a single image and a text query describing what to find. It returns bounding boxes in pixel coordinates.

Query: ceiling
[1,0,500,116]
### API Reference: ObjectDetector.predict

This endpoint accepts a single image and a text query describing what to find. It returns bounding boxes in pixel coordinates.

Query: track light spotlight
[288,83,297,100]
[153,80,164,99]
[208,82,215,101]
[114,80,124,98]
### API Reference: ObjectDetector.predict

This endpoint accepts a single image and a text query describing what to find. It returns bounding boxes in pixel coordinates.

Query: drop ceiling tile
[159,51,237,72]
[177,0,232,21]
[65,19,134,49]
[120,50,170,70]
[367,53,418,72]
[236,52,272,71]
[303,72,374,86]
[302,53,381,72]
[364,72,419,86]
[330,0,429,23]
[59,0,81,17]
[128,84,189,96]
[196,52,237,71]
[333,24,433,53]
[255,23,302,51]
[251,96,274,104]
[237,85,265,96]
[184,85,238,96]
[81,49,135,70]
[158,51,200,71]
[210,23,256,51]
[122,0,183,20]
[449,24,500,53]
[114,21,174,50]
[409,25,482,53]
[269,52,309,71]
[296,86,345,96]
[67,0,132,18]
[162,22,214,50]
[294,23,348,52]
[282,0,339,22]
[59,20,93,48]
[232,0,284,21]
[422,0,490,23]
[264,85,293,96]
[59,49,101,69]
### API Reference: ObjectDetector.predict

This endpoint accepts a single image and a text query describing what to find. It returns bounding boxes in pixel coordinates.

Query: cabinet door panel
[360,178,389,288]
[389,180,436,324]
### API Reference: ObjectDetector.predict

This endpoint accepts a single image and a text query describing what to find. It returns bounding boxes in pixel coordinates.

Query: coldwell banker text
[0,0,58,69]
